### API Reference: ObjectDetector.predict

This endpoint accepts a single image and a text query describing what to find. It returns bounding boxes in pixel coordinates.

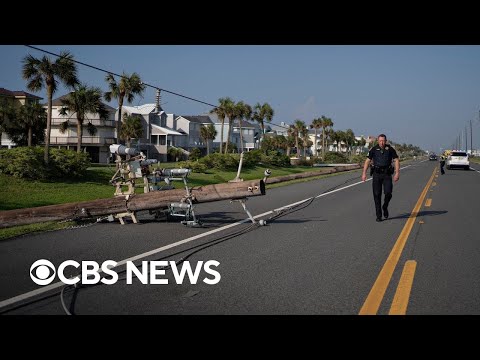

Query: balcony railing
[51,118,116,127]
[49,137,116,145]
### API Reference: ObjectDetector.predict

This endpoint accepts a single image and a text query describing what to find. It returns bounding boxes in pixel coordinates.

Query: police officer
[440,154,446,175]
[361,134,400,222]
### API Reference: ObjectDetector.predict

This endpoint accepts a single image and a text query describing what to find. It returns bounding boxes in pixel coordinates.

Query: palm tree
[344,129,355,160]
[22,51,78,163]
[200,124,217,155]
[210,97,233,154]
[104,72,145,144]
[120,114,143,148]
[319,115,334,160]
[293,119,306,156]
[300,125,310,157]
[236,101,252,153]
[224,100,238,154]
[285,135,296,157]
[17,102,47,147]
[252,102,274,144]
[59,84,109,152]
[310,117,322,157]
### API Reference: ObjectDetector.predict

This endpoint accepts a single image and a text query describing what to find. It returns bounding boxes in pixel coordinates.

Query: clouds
[293,96,320,121]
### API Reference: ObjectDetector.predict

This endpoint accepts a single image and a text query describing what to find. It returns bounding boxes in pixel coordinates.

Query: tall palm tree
[252,102,274,143]
[310,117,322,157]
[59,84,109,152]
[17,102,47,147]
[22,51,78,163]
[224,100,238,154]
[285,134,296,157]
[300,125,310,157]
[104,72,145,144]
[200,123,217,155]
[319,115,334,160]
[344,129,355,160]
[236,101,252,153]
[210,97,233,154]
[293,119,306,156]
[120,114,143,148]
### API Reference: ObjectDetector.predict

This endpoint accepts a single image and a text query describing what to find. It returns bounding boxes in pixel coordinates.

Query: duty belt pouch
[387,165,394,175]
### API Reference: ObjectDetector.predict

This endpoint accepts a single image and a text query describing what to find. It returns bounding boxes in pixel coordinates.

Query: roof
[179,115,213,124]
[51,93,115,110]
[0,88,15,96]
[11,91,42,99]
[122,104,157,115]
[234,120,256,128]
[151,124,185,136]
[0,88,42,100]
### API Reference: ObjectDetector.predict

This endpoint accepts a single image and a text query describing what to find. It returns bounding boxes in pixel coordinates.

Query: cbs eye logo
[30,259,56,285]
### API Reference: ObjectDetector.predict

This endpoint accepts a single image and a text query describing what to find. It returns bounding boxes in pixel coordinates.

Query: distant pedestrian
[440,154,446,175]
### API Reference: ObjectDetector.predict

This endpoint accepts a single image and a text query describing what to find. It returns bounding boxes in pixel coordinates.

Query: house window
[160,136,166,145]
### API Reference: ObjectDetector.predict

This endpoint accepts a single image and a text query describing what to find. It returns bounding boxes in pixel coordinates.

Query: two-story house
[168,115,214,154]
[120,103,185,162]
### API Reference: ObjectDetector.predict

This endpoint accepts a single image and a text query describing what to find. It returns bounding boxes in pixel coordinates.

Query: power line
[23,45,319,133]
[25,45,217,108]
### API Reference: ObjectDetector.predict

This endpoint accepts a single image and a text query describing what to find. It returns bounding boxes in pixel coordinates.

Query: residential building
[170,115,214,153]
[121,103,185,162]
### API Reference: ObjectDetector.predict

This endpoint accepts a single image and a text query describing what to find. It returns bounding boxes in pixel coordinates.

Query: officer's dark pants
[440,161,445,174]
[372,172,393,219]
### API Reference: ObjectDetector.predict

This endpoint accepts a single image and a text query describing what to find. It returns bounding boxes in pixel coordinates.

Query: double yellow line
[359,167,437,315]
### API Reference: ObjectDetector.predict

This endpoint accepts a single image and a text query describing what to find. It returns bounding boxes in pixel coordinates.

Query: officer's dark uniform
[440,155,446,175]
[367,144,398,220]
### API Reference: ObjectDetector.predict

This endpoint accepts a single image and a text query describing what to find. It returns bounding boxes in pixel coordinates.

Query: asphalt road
[1,159,479,314]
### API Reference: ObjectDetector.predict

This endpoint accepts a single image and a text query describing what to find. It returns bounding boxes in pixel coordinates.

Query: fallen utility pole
[0,180,265,229]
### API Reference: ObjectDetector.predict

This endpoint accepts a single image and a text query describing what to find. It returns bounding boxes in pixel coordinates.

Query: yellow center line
[425,199,432,207]
[359,168,437,315]
[389,260,417,315]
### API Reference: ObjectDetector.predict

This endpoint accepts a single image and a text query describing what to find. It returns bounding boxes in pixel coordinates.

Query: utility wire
[24,45,295,131]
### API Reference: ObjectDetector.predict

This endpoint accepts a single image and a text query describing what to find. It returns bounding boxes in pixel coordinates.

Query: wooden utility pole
[0,180,265,229]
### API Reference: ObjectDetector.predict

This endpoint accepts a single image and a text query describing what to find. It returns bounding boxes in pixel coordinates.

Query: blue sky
[1,45,480,153]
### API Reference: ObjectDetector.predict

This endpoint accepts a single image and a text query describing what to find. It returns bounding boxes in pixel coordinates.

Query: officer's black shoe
[383,207,389,219]
[376,217,382,222]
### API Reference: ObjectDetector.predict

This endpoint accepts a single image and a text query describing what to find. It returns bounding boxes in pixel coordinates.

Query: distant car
[429,154,437,161]
[446,151,470,170]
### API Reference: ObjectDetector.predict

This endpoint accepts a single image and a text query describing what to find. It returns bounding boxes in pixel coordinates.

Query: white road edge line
[0,164,413,310]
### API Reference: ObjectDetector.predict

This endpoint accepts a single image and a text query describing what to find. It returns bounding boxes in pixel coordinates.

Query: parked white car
[446,151,470,170]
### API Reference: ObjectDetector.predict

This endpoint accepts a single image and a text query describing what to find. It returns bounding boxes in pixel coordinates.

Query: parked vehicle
[446,151,470,170]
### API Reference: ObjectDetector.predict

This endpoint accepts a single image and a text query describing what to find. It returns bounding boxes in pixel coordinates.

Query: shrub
[189,148,202,161]
[243,150,262,167]
[322,152,348,164]
[199,153,239,170]
[350,154,367,164]
[0,147,90,180]
[176,160,207,173]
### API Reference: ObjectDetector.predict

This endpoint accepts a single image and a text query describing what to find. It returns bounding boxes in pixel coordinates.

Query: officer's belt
[373,165,391,174]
